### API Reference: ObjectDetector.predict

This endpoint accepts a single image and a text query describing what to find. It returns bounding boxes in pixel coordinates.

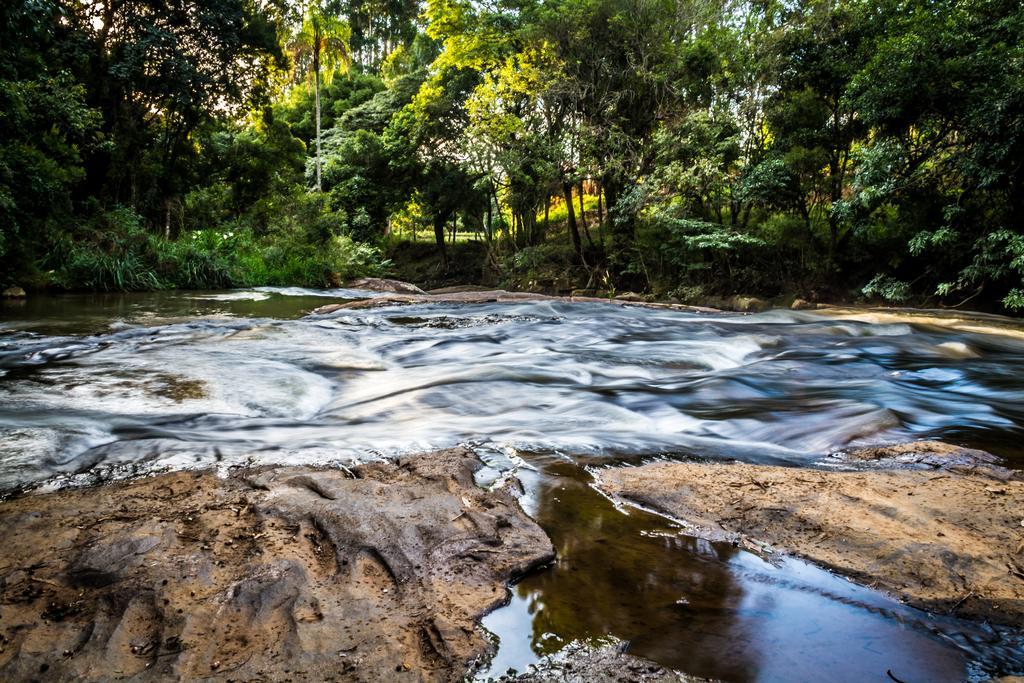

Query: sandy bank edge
[596,443,1024,626]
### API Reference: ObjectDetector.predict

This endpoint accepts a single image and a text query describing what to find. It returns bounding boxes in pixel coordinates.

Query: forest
[2,0,1023,310]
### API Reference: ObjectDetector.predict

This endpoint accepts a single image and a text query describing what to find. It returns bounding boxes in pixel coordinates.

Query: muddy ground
[0,448,555,682]
[597,442,1024,625]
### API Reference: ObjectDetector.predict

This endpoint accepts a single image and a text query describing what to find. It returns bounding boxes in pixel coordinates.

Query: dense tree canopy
[1,0,1022,310]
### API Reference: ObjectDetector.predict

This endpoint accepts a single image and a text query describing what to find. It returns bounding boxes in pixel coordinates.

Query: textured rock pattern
[0,448,554,681]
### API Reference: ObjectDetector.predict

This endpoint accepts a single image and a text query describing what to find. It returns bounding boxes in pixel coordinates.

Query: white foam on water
[1,299,1023,486]
[188,291,273,302]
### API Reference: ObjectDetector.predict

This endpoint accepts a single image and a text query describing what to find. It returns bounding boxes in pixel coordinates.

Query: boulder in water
[730,295,769,312]
[2,286,26,298]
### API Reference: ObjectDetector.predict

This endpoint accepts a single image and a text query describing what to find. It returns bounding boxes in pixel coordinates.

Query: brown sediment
[0,447,554,681]
[596,442,1024,625]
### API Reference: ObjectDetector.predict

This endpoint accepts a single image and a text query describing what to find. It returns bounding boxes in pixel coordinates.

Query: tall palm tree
[289,3,351,191]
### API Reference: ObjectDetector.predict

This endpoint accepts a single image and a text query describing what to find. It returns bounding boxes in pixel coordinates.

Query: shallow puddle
[478,455,1023,682]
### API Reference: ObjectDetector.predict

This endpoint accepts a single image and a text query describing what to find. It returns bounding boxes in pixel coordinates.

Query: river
[2,289,1023,681]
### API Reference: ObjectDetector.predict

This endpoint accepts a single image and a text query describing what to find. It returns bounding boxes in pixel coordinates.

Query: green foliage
[1,0,1022,313]
[862,274,911,304]
[48,205,384,291]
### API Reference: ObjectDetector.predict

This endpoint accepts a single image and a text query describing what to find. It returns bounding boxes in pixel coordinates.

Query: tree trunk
[434,212,448,271]
[164,199,172,240]
[578,181,595,247]
[314,49,323,192]
[578,182,588,230]
[563,182,583,263]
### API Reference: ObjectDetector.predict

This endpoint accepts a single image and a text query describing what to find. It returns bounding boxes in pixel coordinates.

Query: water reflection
[480,457,1019,682]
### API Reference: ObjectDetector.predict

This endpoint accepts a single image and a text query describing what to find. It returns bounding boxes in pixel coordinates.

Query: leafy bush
[48,205,386,291]
[862,274,911,303]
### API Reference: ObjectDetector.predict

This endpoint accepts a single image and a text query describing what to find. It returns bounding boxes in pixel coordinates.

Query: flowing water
[2,289,1024,681]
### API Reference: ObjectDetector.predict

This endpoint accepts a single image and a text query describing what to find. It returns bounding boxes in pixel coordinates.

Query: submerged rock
[2,286,26,298]
[596,443,1024,625]
[347,277,427,295]
[0,448,554,681]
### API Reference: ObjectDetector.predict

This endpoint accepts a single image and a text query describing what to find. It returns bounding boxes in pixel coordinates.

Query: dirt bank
[0,448,554,682]
[597,442,1024,625]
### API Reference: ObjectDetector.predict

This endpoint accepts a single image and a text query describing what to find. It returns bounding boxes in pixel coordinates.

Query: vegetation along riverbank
[2,0,1024,312]
[4,0,1024,676]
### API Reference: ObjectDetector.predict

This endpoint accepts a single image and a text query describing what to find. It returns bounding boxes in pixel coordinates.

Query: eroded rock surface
[840,440,1021,481]
[597,444,1024,624]
[347,277,427,295]
[0,448,554,681]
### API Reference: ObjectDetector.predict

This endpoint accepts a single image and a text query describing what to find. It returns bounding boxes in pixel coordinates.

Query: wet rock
[730,295,769,312]
[313,290,553,314]
[614,292,648,303]
[347,277,427,295]
[495,640,714,682]
[2,286,26,298]
[0,448,554,681]
[841,440,1021,481]
[690,295,768,312]
[428,285,494,294]
[597,444,1024,624]
[791,298,815,310]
